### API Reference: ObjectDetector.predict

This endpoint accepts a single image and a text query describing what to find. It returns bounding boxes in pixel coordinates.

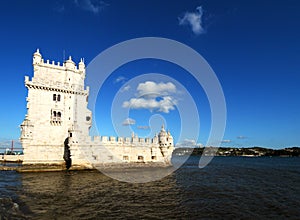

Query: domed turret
[158,124,174,147]
[158,124,167,136]
[65,56,76,69]
[78,58,85,72]
[158,124,168,146]
[33,48,42,64]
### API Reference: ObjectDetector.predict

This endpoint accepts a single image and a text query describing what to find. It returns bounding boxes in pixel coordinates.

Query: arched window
[57,94,61,101]
[53,94,56,101]
[51,109,62,125]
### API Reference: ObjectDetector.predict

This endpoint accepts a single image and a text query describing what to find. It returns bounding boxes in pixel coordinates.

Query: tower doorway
[63,137,72,169]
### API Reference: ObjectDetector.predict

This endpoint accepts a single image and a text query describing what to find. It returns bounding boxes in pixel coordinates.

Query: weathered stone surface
[20,49,174,169]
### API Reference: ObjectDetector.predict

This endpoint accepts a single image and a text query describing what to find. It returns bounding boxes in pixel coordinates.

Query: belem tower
[20,49,174,169]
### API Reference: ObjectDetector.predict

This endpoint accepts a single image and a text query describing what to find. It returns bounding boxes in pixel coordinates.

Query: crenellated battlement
[69,126,173,148]
[88,135,160,145]
[33,49,85,74]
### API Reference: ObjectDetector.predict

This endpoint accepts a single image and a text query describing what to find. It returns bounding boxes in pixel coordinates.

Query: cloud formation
[122,81,178,113]
[123,96,177,113]
[74,0,108,14]
[179,6,205,35]
[114,76,127,84]
[137,81,176,97]
[120,85,131,92]
[122,118,136,126]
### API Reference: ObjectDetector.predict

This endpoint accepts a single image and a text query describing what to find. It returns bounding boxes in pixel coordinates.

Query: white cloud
[122,81,178,113]
[114,76,127,84]
[175,139,203,148]
[120,85,131,92]
[123,96,177,113]
[122,118,136,126]
[137,81,176,98]
[179,6,205,35]
[74,0,108,14]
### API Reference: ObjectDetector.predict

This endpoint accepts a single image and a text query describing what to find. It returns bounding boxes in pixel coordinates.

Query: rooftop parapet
[32,49,85,73]
[89,135,159,146]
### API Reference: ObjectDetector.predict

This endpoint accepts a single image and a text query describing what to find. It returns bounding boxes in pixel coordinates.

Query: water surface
[1,156,299,219]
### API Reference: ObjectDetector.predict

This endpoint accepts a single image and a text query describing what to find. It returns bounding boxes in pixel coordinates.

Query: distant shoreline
[173,146,300,157]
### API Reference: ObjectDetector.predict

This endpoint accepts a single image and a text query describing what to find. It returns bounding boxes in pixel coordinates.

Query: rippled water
[1,156,300,219]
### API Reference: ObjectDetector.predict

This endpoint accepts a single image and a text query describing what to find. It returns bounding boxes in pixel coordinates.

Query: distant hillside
[173,147,300,157]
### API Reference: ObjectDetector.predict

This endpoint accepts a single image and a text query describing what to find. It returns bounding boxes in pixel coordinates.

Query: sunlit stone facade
[20,49,174,168]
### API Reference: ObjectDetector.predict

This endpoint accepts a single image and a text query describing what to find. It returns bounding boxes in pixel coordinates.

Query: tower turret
[33,48,42,64]
[65,56,76,69]
[158,124,167,146]
[167,130,174,146]
[78,58,85,72]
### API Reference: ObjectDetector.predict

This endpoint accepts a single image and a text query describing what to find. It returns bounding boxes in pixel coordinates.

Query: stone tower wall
[20,49,174,167]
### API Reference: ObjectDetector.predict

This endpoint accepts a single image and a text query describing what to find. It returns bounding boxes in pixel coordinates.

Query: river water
[1,156,299,219]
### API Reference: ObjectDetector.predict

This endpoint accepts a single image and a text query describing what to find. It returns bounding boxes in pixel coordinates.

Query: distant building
[20,49,174,169]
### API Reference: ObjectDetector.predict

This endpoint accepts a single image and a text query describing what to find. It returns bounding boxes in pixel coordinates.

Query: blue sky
[0,0,299,149]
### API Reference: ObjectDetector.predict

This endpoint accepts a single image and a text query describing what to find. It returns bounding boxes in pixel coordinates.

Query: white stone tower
[20,49,175,168]
[20,49,92,165]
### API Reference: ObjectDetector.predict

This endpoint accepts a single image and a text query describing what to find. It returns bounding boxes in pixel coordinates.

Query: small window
[70,133,72,137]
[86,116,91,121]
[151,156,156,160]
[51,110,62,123]
[123,156,129,161]
[53,94,60,101]
[138,156,144,161]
